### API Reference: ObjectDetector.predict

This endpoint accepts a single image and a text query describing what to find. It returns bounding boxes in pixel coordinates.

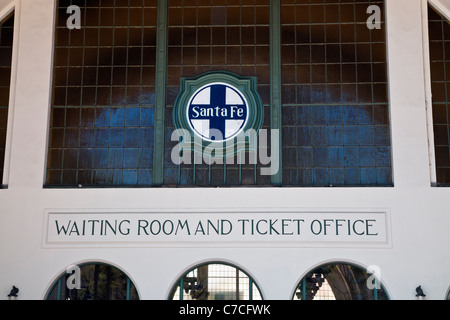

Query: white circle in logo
[186,82,249,142]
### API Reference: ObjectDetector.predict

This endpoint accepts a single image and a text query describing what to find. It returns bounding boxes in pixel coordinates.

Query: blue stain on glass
[94,128,109,147]
[375,146,391,166]
[138,169,152,185]
[358,106,373,125]
[164,168,178,184]
[359,126,374,146]
[360,146,375,166]
[138,148,153,168]
[123,148,139,168]
[298,127,312,146]
[329,168,344,185]
[329,147,344,167]
[328,126,343,146]
[327,106,342,125]
[123,169,138,185]
[139,128,154,148]
[374,126,390,145]
[343,106,358,124]
[93,149,108,169]
[314,168,329,186]
[311,127,328,146]
[95,108,110,126]
[124,128,139,147]
[361,167,376,185]
[297,106,312,125]
[377,167,391,184]
[282,127,296,143]
[125,108,140,126]
[112,169,123,185]
[344,147,360,167]
[344,126,358,146]
[108,149,123,168]
[344,168,360,185]
[141,108,155,126]
[110,128,124,147]
[313,147,328,167]
[110,108,125,126]
[299,168,313,186]
[312,106,327,125]
[298,147,313,167]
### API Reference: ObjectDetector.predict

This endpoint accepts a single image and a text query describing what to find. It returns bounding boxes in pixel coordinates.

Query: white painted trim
[0,0,14,21]
[41,0,57,187]
[429,0,450,20]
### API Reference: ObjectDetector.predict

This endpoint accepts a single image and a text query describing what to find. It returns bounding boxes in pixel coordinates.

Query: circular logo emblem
[186,82,249,142]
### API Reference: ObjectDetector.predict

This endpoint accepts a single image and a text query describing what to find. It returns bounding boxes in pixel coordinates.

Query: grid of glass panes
[0,12,14,185]
[281,0,391,186]
[171,263,262,300]
[47,0,157,186]
[165,0,271,186]
[429,6,450,184]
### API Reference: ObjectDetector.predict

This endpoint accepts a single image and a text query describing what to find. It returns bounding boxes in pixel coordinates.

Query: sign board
[43,209,391,248]
[172,72,264,156]
[187,82,249,142]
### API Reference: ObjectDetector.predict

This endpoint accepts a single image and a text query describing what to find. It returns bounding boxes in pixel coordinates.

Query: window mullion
[270,0,283,185]
[153,0,168,185]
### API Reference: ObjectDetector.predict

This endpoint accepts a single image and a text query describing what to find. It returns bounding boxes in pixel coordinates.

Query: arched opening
[170,262,262,300]
[46,262,139,300]
[293,262,389,300]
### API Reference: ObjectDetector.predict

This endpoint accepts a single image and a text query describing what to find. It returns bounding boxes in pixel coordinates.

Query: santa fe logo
[172,72,279,176]
[187,83,249,142]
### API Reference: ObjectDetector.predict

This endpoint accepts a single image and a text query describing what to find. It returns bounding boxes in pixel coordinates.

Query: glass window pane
[281,0,391,187]
[165,0,271,187]
[47,1,157,187]
[0,12,14,185]
[429,6,450,185]
[170,263,262,300]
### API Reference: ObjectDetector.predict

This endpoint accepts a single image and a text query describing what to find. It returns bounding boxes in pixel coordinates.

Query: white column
[386,0,432,187]
[7,0,55,188]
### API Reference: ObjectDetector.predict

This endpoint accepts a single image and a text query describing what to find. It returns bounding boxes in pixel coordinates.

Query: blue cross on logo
[187,83,248,142]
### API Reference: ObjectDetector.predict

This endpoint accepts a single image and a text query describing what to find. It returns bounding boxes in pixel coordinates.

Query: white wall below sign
[43,209,391,248]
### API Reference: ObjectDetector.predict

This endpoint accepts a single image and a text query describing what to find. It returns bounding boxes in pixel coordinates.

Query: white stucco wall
[0,0,449,300]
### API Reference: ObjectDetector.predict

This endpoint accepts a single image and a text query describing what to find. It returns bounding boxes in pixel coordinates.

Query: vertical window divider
[270,0,282,186]
[153,0,168,185]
